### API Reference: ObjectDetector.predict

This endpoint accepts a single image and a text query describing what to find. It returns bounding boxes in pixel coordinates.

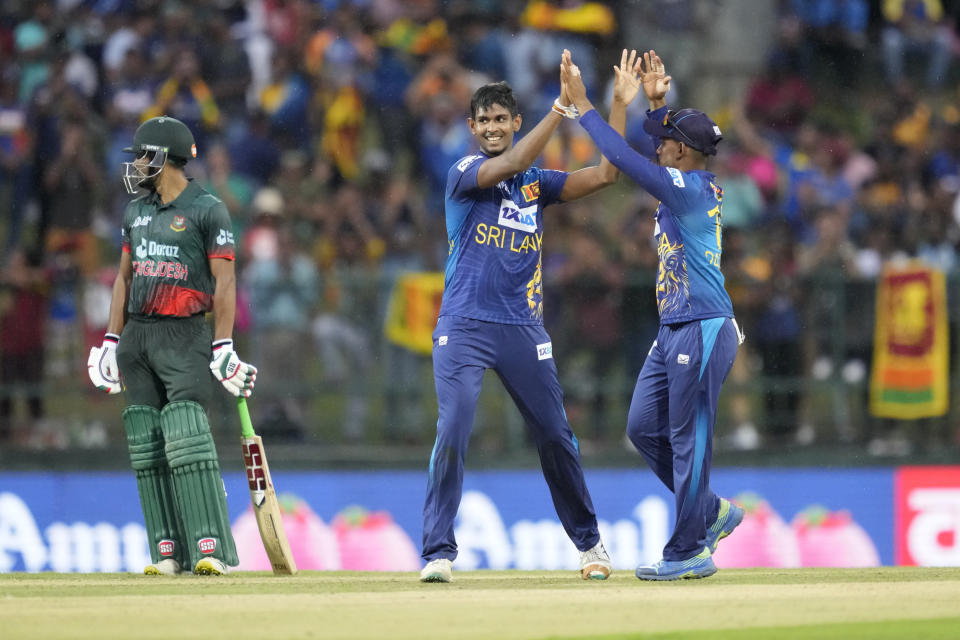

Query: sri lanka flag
[869,261,949,419]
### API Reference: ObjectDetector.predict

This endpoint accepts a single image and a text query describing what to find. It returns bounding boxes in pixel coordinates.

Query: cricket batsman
[87,115,257,576]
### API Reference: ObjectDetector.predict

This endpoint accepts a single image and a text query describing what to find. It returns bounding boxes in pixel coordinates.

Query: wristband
[552,98,579,119]
[212,339,234,351]
[104,333,120,344]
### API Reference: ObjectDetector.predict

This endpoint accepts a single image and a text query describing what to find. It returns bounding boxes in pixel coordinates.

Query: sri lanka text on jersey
[474,223,542,254]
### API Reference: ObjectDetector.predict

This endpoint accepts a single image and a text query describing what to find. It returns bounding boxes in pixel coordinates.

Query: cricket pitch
[1,568,959,639]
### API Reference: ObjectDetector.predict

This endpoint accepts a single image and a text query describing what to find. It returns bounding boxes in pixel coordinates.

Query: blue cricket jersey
[580,108,734,325]
[438,152,568,325]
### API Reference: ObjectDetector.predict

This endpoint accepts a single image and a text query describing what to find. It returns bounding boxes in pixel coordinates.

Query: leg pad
[123,405,186,566]
[160,401,238,568]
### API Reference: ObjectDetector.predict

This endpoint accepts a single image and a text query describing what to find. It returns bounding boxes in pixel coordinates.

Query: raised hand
[561,49,591,114]
[640,49,671,105]
[612,48,643,106]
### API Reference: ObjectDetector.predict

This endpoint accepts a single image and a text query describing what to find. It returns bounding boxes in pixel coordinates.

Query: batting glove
[209,339,257,397]
[87,333,123,394]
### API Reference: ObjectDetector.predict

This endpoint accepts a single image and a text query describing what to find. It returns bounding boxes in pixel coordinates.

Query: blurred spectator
[42,117,103,276]
[788,0,869,49]
[144,49,221,148]
[405,53,482,216]
[259,49,310,150]
[751,231,804,446]
[744,52,815,136]
[198,12,253,125]
[881,0,955,89]
[0,249,48,444]
[0,67,34,252]
[200,142,255,238]
[245,224,319,441]
[551,218,623,441]
[227,109,281,185]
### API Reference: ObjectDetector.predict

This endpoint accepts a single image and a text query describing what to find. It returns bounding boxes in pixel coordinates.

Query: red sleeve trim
[207,252,235,260]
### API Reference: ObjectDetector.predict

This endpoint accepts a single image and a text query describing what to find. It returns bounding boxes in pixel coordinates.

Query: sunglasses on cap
[661,110,701,149]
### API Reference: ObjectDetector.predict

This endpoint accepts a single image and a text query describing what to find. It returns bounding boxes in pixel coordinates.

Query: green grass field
[1,568,959,639]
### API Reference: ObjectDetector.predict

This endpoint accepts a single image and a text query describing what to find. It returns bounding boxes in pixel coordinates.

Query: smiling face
[468,103,522,156]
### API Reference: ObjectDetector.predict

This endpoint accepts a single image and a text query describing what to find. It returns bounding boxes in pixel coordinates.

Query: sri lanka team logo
[170,215,186,232]
[520,180,540,203]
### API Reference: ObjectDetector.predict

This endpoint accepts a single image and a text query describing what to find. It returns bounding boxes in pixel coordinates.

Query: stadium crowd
[1,0,959,456]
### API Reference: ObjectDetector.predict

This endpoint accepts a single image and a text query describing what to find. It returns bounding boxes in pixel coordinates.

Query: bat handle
[237,397,256,438]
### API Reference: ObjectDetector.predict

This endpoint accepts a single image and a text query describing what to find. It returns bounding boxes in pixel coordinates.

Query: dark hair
[470,82,519,119]
[167,155,188,169]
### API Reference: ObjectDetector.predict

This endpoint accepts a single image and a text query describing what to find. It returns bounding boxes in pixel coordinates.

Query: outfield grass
[1,568,959,639]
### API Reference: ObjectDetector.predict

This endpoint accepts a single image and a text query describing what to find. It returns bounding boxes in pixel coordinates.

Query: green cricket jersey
[121,180,235,317]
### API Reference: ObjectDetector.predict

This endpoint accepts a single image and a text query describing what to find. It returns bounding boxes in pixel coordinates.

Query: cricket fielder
[562,50,744,580]
[420,50,647,584]
[87,116,256,576]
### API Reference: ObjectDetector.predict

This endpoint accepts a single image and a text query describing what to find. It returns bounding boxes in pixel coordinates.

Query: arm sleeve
[205,200,236,260]
[538,168,569,205]
[120,205,132,254]
[446,155,483,201]
[579,109,695,211]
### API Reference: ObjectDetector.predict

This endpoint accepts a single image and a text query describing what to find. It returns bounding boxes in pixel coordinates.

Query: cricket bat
[238,397,298,575]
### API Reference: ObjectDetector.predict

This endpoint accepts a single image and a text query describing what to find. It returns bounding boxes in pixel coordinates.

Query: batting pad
[160,401,239,568]
[123,405,187,567]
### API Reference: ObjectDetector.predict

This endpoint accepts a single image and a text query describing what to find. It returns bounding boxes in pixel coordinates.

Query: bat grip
[237,397,256,438]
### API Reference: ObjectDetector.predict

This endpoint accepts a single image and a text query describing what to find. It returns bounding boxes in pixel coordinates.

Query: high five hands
[639,50,671,107]
[561,48,647,116]
[612,49,644,107]
[561,49,591,114]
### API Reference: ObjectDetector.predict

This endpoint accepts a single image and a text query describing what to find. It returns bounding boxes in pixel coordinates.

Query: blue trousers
[422,316,600,562]
[626,317,739,561]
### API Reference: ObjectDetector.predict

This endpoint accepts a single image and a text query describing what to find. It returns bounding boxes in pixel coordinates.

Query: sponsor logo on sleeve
[457,155,482,172]
[537,342,553,360]
[216,229,235,246]
[498,198,538,233]
[666,168,685,188]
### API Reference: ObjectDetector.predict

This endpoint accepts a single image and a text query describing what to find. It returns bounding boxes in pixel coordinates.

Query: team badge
[520,180,540,202]
[170,215,186,232]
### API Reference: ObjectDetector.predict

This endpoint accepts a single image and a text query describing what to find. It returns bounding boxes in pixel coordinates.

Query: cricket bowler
[87,115,257,576]
[420,50,649,584]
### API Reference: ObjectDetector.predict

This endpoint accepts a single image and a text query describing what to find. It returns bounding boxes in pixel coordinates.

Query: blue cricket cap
[643,108,723,156]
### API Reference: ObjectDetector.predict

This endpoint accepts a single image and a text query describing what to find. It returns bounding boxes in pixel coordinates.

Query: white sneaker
[194,557,229,576]
[144,558,181,576]
[580,541,612,580]
[419,558,453,583]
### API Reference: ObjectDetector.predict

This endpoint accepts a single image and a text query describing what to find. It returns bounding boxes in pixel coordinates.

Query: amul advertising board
[0,467,953,572]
